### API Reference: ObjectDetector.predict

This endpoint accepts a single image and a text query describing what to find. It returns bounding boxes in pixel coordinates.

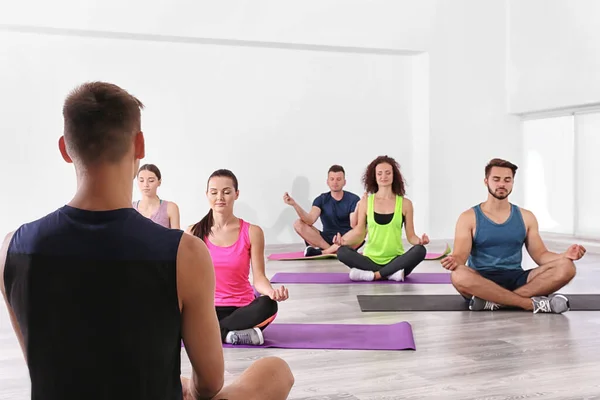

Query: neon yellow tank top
[363,194,404,265]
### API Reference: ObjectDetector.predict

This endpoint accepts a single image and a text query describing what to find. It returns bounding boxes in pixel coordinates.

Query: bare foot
[321,244,340,255]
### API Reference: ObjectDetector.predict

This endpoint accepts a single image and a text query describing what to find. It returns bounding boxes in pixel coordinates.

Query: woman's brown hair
[362,155,406,196]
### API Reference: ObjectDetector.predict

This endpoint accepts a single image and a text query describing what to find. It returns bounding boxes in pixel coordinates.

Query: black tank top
[4,205,184,400]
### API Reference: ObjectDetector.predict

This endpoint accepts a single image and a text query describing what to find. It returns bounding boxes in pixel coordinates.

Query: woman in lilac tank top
[186,169,289,346]
[133,164,180,229]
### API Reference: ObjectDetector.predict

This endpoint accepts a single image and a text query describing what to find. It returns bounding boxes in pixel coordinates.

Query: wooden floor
[2,240,600,399]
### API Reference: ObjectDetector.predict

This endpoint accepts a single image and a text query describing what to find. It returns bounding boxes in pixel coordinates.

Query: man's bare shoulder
[515,206,536,226]
[457,208,476,224]
[516,206,534,217]
[176,233,214,295]
[178,231,209,256]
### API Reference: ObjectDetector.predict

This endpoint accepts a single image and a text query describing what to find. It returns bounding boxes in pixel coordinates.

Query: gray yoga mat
[357,294,600,312]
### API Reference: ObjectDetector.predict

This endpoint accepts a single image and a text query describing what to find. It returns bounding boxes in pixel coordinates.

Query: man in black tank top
[0,82,293,399]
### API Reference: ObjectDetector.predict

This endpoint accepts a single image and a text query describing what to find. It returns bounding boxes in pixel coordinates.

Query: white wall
[0,0,437,51]
[426,0,521,240]
[0,30,415,244]
[0,0,520,243]
[507,0,600,113]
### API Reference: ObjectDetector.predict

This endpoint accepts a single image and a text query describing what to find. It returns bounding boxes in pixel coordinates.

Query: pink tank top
[133,200,170,228]
[205,219,255,307]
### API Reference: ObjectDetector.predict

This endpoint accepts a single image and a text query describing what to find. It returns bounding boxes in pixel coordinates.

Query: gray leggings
[337,245,427,278]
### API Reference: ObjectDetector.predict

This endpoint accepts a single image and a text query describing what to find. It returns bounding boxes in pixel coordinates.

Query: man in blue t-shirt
[283,165,362,256]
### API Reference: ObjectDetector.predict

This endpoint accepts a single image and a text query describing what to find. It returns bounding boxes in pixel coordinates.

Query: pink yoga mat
[270,272,451,284]
[222,322,415,350]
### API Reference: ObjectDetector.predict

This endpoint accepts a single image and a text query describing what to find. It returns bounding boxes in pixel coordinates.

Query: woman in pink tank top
[186,169,289,346]
[133,164,181,229]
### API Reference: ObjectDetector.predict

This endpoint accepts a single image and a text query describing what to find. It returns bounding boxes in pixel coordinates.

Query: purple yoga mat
[270,272,451,284]
[222,322,415,350]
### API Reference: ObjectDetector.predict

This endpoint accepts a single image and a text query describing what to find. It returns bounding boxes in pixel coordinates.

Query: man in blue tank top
[283,165,362,256]
[441,158,585,313]
[0,82,293,399]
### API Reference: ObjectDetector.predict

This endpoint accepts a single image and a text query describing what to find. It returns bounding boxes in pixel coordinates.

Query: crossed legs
[182,356,294,400]
[337,245,427,280]
[293,219,361,255]
[293,219,331,249]
[217,296,278,344]
[450,257,576,311]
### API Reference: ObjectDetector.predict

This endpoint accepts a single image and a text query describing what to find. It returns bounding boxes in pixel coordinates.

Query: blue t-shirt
[313,191,360,236]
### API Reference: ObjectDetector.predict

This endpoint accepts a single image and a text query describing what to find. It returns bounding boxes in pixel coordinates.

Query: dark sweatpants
[216,295,278,341]
[337,244,427,278]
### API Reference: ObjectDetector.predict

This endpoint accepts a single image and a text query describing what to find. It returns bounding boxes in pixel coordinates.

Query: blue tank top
[3,205,184,400]
[467,203,526,271]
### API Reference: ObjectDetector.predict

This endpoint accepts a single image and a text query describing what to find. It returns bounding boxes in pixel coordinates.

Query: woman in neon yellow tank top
[334,155,429,281]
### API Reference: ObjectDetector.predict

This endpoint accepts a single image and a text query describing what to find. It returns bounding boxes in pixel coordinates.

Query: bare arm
[294,204,321,226]
[349,200,360,228]
[522,209,564,265]
[249,225,274,296]
[168,202,181,230]
[0,231,26,362]
[177,234,225,399]
[402,199,422,245]
[339,196,368,246]
[284,192,321,225]
[451,210,475,266]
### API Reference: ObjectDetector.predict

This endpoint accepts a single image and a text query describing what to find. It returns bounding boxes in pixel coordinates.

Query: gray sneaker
[229,327,264,345]
[532,294,570,314]
[469,296,500,311]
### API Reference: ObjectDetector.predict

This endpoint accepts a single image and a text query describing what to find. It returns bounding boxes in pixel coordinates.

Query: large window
[523,110,600,239]
[575,112,600,238]
[523,116,575,234]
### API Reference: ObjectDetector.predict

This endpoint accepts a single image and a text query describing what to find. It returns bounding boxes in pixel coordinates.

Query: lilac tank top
[133,200,171,228]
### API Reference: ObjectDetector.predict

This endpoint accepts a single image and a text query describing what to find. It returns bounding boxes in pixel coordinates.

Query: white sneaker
[387,269,405,281]
[349,268,375,281]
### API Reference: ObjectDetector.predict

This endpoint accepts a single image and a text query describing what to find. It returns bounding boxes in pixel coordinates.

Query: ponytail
[191,209,214,240]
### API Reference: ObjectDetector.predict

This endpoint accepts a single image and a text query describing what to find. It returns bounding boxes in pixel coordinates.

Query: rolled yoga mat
[267,243,452,261]
[357,294,600,312]
[221,321,416,350]
[270,272,451,284]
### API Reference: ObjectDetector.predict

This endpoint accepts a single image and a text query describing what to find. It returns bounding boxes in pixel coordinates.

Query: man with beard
[284,165,361,256]
[441,158,585,313]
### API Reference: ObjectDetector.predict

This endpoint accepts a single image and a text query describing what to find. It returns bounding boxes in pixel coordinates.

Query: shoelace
[484,301,500,311]
[534,299,552,313]
[232,332,245,344]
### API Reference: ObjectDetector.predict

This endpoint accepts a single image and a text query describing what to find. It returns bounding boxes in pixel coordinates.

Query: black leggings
[337,244,427,278]
[216,295,278,342]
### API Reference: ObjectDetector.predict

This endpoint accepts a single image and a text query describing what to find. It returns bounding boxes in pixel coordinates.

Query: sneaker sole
[253,327,265,345]
[552,294,571,313]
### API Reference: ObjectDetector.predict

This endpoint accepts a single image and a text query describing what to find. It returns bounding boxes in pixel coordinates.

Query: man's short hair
[485,158,518,177]
[63,82,144,165]
[328,165,345,175]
